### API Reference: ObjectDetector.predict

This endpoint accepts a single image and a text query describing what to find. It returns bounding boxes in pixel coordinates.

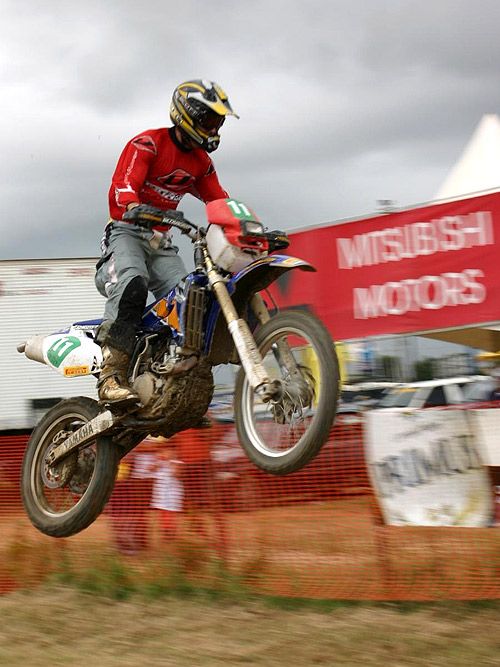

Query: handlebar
[122,204,200,239]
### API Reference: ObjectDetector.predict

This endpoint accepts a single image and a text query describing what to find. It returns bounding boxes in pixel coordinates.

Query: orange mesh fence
[1,409,499,600]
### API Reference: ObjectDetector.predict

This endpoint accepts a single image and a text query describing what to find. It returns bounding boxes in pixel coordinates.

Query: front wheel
[21,396,120,537]
[234,310,340,475]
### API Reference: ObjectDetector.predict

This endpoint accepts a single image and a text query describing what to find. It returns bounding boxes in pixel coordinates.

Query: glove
[123,204,165,225]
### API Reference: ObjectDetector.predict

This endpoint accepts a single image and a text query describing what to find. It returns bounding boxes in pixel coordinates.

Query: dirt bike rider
[95,80,238,405]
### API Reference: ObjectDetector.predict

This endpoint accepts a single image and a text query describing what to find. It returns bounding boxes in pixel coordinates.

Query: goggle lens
[199,110,225,132]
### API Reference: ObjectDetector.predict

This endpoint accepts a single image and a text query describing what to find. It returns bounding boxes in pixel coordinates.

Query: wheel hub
[269,365,315,425]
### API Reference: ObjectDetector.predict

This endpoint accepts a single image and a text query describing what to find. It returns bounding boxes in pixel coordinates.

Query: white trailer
[0,258,105,431]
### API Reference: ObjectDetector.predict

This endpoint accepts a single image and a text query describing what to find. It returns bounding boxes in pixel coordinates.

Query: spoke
[242,324,321,457]
[37,427,96,516]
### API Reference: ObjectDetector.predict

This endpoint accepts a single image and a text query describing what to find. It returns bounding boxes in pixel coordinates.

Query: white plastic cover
[206,224,266,273]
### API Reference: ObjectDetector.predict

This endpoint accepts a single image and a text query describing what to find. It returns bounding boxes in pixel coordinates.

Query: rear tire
[21,396,120,537]
[234,310,339,475]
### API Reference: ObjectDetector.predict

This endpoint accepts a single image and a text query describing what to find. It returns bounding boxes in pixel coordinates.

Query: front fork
[250,293,303,382]
[205,256,280,401]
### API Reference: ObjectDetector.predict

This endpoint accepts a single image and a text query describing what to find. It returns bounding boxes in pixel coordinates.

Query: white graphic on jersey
[144,181,184,202]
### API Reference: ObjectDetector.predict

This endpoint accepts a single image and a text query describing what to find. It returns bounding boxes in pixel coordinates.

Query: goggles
[198,108,225,132]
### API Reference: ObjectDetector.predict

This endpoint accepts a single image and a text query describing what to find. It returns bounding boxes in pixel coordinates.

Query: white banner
[366,409,493,526]
[469,409,500,466]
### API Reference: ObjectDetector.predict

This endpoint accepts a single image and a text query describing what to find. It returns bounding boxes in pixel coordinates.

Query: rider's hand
[122,203,186,230]
[123,204,165,225]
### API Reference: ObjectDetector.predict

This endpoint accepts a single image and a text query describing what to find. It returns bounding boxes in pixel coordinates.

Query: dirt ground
[2,499,499,601]
[0,586,498,666]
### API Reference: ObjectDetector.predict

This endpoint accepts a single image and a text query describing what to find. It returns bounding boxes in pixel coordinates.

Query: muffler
[17,335,46,365]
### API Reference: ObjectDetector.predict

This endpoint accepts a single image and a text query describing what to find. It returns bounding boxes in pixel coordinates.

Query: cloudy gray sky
[2,0,500,266]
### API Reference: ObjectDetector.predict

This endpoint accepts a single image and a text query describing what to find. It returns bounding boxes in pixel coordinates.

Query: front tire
[21,396,120,537]
[234,310,340,475]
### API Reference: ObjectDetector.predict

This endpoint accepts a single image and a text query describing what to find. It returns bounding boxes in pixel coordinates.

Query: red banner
[271,192,500,340]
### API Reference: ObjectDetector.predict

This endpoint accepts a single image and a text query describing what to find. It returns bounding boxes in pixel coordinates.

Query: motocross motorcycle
[18,199,340,538]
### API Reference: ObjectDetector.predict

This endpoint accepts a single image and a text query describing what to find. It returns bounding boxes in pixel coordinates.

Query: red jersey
[108,127,228,222]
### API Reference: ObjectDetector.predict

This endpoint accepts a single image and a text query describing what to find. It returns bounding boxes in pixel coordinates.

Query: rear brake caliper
[42,429,78,489]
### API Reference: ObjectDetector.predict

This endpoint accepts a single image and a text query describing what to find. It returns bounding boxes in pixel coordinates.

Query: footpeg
[103,397,143,414]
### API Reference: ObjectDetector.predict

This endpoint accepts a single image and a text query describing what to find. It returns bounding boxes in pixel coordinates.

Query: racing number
[46,336,81,368]
[226,199,256,220]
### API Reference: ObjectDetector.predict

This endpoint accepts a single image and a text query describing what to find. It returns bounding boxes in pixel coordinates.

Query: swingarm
[45,410,117,466]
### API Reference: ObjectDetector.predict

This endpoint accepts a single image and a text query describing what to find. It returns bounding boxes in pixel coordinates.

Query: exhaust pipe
[17,335,47,365]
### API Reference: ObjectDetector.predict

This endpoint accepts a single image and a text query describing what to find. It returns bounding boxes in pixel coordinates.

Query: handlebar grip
[122,204,186,228]
[123,204,163,224]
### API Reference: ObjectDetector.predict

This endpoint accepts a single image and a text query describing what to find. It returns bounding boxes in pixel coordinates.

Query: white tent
[435,114,500,201]
[424,114,500,352]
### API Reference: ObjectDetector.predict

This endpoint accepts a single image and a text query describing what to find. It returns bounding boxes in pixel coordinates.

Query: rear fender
[204,254,315,365]
[21,327,102,377]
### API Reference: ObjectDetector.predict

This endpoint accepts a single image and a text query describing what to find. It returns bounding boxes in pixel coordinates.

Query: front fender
[204,254,315,365]
[232,254,315,287]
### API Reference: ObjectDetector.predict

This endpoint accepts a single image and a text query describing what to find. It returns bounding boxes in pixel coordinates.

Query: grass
[0,585,498,666]
[0,504,499,665]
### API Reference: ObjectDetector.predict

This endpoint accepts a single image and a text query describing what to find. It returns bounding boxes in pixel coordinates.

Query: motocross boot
[97,345,140,407]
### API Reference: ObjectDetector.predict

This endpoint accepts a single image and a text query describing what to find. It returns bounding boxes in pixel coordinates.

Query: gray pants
[95,221,187,325]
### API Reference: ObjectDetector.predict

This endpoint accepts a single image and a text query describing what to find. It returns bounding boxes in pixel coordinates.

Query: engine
[129,332,214,435]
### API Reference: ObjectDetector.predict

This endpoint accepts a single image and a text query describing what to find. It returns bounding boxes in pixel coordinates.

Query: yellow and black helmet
[170,80,238,152]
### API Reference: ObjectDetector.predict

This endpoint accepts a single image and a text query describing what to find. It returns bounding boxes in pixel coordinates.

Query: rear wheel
[21,396,120,537]
[234,310,339,475]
